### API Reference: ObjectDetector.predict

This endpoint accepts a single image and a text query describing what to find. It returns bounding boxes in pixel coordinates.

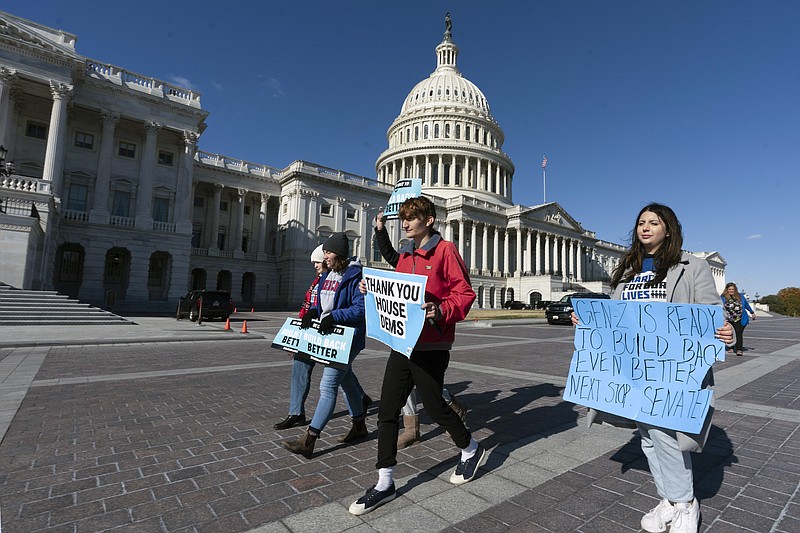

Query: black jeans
[731,319,745,352]
[376,350,471,469]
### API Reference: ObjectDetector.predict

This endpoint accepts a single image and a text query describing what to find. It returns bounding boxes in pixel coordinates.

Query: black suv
[176,290,234,321]
[502,300,528,310]
[546,292,610,325]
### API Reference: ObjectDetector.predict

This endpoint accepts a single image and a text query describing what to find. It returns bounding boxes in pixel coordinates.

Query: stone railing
[62,209,88,222]
[110,215,134,228]
[1,175,40,193]
[195,151,282,180]
[191,247,209,257]
[153,220,176,233]
[85,60,202,109]
[288,161,392,191]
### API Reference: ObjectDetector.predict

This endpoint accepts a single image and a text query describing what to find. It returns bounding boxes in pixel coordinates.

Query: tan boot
[282,429,317,459]
[397,415,420,448]
[337,418,368,443]
[448,396,467,423]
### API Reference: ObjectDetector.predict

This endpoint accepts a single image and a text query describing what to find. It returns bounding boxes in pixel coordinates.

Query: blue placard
[563,299,726,434]
[362,267,427,357]
[271,317,355,370]
[384,178,422,220]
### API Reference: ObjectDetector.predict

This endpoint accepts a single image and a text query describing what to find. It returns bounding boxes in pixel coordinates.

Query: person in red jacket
[349,196,481,516]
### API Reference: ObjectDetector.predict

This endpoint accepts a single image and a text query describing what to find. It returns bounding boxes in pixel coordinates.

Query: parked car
[502,300,528,310]
[545,292,610,325]
[176,290,234,321]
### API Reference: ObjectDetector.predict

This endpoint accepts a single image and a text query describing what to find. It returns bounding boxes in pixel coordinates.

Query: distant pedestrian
[721,282,755,356]
[282,233,369,458]
[349,196,480,516]
[273,244,371,431]
[574,203,734,533]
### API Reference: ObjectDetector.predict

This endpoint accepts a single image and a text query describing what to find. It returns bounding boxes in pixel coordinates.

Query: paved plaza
[1,311,799,532]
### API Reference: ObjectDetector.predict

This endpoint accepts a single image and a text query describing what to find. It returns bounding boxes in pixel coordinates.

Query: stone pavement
[0,311,798,532]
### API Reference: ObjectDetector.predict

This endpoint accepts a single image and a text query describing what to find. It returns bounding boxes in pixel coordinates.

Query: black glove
[318,314,335,335]
[300,308,318,329]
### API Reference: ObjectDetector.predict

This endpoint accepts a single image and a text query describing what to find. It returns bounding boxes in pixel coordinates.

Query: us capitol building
[0,11,726,312]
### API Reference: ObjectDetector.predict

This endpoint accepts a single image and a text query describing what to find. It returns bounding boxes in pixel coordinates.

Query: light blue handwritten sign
[363,267,427,357]
[563,299,726,433]
[271,317,355,370]
[384,178,422,220]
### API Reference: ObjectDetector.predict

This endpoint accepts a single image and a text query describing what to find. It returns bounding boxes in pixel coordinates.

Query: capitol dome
[375,16,515,205]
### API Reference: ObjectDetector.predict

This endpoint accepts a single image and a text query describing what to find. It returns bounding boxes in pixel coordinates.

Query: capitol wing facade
[0,11,722,312]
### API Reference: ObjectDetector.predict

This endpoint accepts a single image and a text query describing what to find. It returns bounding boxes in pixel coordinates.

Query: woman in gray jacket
[578,203,734,533]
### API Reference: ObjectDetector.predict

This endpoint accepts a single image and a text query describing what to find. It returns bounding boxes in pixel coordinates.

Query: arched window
[455,124,461,139]
[434,124,440,138]
[414,126,419,141]
[445,124,451,138]
[424,124,429,139]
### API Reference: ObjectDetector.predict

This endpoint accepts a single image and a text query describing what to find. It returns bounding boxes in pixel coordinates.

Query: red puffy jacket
[376,228,475,351]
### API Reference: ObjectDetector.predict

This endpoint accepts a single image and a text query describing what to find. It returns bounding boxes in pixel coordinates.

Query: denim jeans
[288,357,367,416]
[289,358,315,416]
[637,422,694,503]
[309,360,365,432]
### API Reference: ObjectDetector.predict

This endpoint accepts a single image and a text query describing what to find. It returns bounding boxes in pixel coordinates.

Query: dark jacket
[313,258,366,355]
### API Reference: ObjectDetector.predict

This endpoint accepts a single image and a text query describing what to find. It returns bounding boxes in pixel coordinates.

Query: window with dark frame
[26,122,47,140]
[75,132,95,149]
[118,141,136,158]
[157,151,174,166]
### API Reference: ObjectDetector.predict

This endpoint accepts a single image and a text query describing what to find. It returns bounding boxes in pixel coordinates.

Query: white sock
[460,438,478,461]
[376,467,394,491]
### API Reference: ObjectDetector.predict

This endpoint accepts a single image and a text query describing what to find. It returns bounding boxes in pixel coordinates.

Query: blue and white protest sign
[363,267,427,357]
[271,317,355,370]
[563,299,726,434]
[384,178,422,220]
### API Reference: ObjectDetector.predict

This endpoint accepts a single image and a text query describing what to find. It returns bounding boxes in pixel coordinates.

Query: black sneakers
[362,394,373,413]
[273,414,306,430]
[449,444,487,485]
[348,483,396,515]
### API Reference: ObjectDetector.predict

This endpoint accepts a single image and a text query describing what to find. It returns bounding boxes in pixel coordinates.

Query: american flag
[541,155,547,169]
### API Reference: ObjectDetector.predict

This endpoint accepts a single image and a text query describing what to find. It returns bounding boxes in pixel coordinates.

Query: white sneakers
[670,499,700,533]
[641,498,699,533]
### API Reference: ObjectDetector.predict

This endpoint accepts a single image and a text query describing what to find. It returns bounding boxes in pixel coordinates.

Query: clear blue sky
[7,1,799,298]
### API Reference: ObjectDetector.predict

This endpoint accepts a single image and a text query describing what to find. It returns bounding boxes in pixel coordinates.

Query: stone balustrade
[85,60,202,109]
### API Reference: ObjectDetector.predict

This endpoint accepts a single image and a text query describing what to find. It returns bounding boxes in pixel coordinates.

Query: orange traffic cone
[241,320,248,334]
[224,318,231,331]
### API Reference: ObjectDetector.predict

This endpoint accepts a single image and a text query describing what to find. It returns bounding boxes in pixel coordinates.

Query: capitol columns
[544,233,551,275]
[233,187,247,256]
[503,229,510,277]
[257,192,269,256]
[134,121,161,229]
[89,110,120,223]
[492,225,500,275]
[470,221,477,272]
[535,230,542,275]
[515,227,523,277]
[42,81,73,196]
[481,223,488,275]
[176,131,198,234]
[207,183,224,250]
[458,218,465,259]
[0,67,18,149]
[577,242,584,282]
[526,229,533,275]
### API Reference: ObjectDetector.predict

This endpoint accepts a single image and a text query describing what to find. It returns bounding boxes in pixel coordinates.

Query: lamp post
[0,145,15,177]
[755,292,760,304]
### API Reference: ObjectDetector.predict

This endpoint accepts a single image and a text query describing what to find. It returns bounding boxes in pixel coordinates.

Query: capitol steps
[0,284,132,326]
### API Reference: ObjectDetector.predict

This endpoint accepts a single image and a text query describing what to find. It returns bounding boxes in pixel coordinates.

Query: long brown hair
[610,203,684,289]
[328,254,350,274]
[722,282,741,302]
